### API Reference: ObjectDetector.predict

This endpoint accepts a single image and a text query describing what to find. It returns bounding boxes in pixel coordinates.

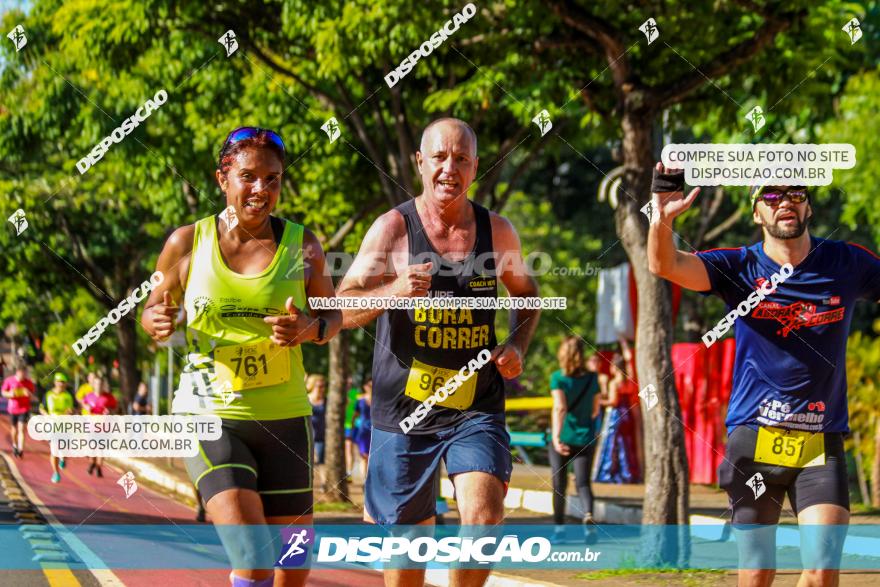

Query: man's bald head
[419,118,477,157]
[416,118,479,202]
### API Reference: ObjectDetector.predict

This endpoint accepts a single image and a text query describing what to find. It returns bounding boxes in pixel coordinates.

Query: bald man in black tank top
[338,118,540,587]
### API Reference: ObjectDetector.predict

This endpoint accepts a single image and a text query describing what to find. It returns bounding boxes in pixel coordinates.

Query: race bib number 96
[404,358,477,411]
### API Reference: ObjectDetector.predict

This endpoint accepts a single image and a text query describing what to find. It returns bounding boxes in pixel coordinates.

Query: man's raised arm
[647,162,712,292]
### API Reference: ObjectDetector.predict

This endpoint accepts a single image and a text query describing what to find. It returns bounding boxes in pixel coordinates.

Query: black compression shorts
[718,425,849,525]
[184,416,313,517]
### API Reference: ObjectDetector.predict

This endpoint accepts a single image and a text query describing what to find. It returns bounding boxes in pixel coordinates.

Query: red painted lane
[1,418,384,586]
[0,417,195,524]
[115,568,386,587]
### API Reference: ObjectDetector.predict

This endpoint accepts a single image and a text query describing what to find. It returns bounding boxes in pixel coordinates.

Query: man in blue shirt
[647,162,880,587]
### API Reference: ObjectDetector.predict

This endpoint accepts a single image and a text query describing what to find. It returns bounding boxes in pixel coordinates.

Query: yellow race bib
[404,358,477,411]
[214,340,290,392]
[754,426,825,468]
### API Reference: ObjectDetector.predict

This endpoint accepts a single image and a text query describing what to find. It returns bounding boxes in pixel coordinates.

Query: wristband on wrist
[315,317,327,343]
[651,168,685,193]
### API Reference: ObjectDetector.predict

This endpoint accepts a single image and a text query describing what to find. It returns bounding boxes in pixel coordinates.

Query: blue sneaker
[59,458,66,469]
[51,472,61,483]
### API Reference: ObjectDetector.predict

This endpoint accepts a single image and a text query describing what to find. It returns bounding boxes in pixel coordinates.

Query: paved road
[6,417,880,587]
[0,418,385,587]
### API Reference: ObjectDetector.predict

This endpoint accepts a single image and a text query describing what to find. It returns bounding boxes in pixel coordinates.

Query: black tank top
[371,199,504,434]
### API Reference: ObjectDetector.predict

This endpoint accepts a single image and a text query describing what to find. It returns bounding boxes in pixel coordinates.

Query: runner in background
[76,371,97,415]
[344,381,359,479]
[2,364,36,459]
[307,374,327,489]
[39,373,74,483]
[131,381,152,415]
[83,377,118,478]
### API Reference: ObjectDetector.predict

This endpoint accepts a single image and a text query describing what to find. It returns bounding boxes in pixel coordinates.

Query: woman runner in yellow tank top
[141,127,341,587]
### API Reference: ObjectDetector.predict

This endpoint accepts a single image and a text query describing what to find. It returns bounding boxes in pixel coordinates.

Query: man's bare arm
[646,162,711,292]
[491,214,540,377]
[336,211,432,329]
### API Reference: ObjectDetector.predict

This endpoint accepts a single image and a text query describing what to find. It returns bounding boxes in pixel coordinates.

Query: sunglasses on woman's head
[222,127,286,153]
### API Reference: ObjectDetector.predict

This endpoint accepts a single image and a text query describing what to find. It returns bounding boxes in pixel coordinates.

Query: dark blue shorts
[364,412,512,525]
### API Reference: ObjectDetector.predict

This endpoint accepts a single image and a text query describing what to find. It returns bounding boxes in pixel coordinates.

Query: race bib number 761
[214,340,290,392]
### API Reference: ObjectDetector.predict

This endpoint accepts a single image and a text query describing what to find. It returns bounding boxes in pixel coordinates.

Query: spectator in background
[618,338,644,473]
[549,337,601,543]
[595,351,641,484]
[40,372,74,483]
[306,374,327,489]
[584,352,604,477]
[351,379,372,483]
[131,381,152,415]
[83,377,118,478]
[2,364,36,459]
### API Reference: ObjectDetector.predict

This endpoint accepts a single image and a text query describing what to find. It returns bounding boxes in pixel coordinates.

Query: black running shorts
[718,425,849,525]
[184,416,313,517]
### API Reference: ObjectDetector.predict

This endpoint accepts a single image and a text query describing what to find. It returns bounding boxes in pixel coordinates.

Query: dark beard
[765,213,810,239]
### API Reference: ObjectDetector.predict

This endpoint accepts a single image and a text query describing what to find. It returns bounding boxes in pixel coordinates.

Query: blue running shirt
[696,238,880,434]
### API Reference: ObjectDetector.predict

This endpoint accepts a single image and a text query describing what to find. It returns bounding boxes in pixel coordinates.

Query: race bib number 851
[754,426,825,468]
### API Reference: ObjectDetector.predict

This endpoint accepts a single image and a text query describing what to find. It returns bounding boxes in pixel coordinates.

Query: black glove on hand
[651,168,685,193]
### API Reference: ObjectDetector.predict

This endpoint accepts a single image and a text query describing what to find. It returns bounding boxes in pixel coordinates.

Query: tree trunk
[116,318,138,407]
[322,330,351,502]
[678,294,707,343]
[616,101,690,566]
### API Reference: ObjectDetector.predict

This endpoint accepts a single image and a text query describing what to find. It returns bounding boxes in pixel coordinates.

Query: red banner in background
[592,339,734,484]
[672,338,735,484]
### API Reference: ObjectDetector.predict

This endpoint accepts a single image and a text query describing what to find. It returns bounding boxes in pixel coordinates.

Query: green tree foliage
[820,67,880,244]
[846,319,880,504]
[2,0,878,517]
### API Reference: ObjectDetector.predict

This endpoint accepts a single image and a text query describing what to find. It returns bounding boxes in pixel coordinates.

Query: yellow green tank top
[172,215,310,420]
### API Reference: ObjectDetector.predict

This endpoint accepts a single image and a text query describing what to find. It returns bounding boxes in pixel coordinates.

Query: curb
[441,478,646,525]
[110,458,696,526]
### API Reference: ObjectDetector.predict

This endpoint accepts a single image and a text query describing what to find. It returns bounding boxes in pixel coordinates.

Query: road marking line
[41,565,81,587]
[1,451,125,587]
